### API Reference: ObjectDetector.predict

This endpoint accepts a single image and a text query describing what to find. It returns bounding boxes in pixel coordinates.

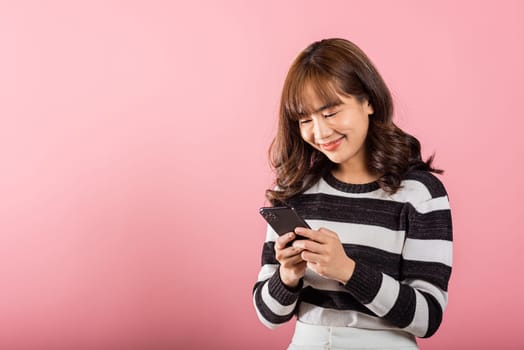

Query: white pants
[288,321,419,350]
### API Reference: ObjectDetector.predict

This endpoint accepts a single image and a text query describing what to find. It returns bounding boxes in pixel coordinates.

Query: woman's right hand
[275,231,307,288]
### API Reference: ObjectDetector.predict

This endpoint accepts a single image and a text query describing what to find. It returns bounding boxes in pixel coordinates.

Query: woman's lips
[319,137,344,151]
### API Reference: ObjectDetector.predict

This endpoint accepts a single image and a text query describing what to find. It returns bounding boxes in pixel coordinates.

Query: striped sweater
[253,169,452,338]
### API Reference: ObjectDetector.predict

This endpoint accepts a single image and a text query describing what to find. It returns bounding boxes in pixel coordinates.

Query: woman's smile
[319,136,345,151]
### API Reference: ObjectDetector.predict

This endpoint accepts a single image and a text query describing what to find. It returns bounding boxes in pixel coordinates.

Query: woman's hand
[292,227,355,284]
[274,232,307,288]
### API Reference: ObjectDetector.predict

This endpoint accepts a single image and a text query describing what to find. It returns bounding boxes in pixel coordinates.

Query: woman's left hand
[292,227,355,284]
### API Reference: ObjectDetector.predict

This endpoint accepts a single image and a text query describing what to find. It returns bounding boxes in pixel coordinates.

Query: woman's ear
[365,100,374,116]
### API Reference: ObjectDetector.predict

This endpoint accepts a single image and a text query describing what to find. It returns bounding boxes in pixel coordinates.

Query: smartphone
[259,206,310,244]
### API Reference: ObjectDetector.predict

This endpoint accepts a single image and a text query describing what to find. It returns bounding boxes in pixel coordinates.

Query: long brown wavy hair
[266,38,443,205]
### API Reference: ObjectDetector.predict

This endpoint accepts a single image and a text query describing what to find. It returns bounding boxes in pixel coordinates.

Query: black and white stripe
[253,170,452,338]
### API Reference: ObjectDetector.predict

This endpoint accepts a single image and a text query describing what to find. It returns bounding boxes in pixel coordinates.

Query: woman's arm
[347,195,452,338]
[252,228,307,329]
[294,194,452,338]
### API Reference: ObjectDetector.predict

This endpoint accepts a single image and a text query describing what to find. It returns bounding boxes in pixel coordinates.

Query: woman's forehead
[295,81,344,115]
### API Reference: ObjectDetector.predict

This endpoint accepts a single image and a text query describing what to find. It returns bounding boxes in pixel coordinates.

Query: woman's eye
[299,119,312,125]
[323,112,338,118]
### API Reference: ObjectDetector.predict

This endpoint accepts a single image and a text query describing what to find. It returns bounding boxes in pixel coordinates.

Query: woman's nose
[313,117,332,140]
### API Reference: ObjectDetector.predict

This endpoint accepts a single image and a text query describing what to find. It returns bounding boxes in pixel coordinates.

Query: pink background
[1,1,523,349]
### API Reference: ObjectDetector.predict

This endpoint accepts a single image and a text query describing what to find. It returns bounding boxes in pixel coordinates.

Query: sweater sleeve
[252,224,302,329]
[343,190,453,338]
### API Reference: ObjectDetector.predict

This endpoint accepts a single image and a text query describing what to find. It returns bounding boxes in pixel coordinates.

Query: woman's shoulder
[390,169,449,207]
[402,169,448,198]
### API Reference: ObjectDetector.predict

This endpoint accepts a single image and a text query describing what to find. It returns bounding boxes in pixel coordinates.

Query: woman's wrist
[336,257,356,285]
[279,266,300,289]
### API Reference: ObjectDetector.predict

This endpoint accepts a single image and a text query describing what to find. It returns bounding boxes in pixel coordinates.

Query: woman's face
[298,84,374,172]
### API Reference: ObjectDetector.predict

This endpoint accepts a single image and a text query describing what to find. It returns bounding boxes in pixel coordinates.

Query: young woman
[253,38,453,349]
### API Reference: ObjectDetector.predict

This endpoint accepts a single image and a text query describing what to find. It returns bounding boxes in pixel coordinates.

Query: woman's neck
[331,164,380,184]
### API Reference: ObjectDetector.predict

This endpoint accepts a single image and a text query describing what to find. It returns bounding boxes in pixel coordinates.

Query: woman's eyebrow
[312,101,342,114]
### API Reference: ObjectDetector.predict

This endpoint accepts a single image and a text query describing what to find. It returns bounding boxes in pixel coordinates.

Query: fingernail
[288,232,295,239]
[292,242,303,249]
[295,227,305,234]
